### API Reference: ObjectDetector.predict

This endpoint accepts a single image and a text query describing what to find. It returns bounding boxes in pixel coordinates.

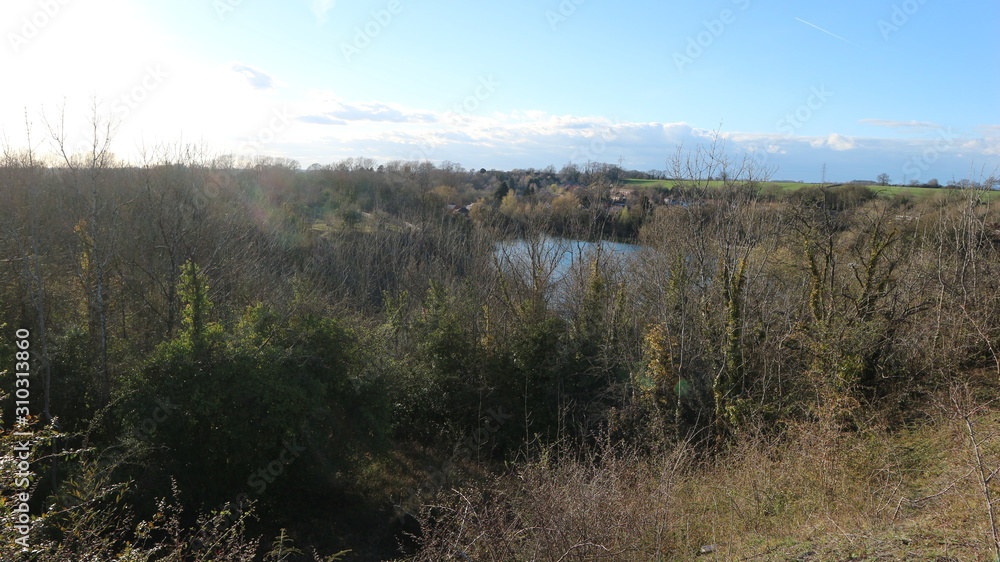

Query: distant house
[445,202,475,216]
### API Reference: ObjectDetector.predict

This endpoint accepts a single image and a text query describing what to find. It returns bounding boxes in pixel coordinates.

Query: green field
[622,178,999,199]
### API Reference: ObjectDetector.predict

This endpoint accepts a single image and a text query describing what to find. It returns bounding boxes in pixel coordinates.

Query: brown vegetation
[0,119,998,559]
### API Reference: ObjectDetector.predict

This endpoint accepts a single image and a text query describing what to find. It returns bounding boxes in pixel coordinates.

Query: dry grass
[406,397,1000,561]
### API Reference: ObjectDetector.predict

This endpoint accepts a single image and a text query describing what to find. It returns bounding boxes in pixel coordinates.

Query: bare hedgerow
[408,437,695,561]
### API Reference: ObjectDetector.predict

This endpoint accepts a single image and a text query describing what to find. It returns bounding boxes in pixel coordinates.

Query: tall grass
[406,394,1000,561]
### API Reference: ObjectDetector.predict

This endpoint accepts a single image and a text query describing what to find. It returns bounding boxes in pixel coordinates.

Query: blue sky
[2,0,998,182]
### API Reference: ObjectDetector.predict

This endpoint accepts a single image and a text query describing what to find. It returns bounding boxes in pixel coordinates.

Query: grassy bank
[406,381,1000,561]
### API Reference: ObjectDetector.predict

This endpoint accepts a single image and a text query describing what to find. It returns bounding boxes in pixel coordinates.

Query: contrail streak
[795,17,856,46]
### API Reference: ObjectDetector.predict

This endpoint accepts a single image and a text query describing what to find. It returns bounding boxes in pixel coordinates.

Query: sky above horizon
[1,0,998,183]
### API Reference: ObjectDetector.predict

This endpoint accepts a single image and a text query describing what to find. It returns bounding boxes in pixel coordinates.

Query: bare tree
[45,101,120,405]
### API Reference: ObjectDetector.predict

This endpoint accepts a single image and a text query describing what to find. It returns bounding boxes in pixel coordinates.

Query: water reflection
[493,236,639,305]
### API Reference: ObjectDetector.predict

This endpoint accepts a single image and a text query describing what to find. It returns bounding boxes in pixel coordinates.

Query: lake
[493,236,640,300]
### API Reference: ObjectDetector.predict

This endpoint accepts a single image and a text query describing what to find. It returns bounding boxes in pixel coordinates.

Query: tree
[431,184,459,204]
[177,259,217,355]
[644,133,781,441]
[493,180,511,202]
[877,173,890,186]
[47,102,120,406]
[551,191,580,221]
[499,190,518,216]
[134,269,386,510]
[559,163,581,184]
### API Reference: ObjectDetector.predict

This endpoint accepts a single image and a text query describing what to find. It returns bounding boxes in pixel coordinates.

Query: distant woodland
[1,123,999,560]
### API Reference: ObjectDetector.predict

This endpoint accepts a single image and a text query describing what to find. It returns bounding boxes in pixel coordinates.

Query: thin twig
[962,414,1000,559]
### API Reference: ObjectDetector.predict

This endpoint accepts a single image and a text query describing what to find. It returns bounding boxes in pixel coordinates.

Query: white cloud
[327,102,436,123]
[859,119,941,133]
[826,133,856,151]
